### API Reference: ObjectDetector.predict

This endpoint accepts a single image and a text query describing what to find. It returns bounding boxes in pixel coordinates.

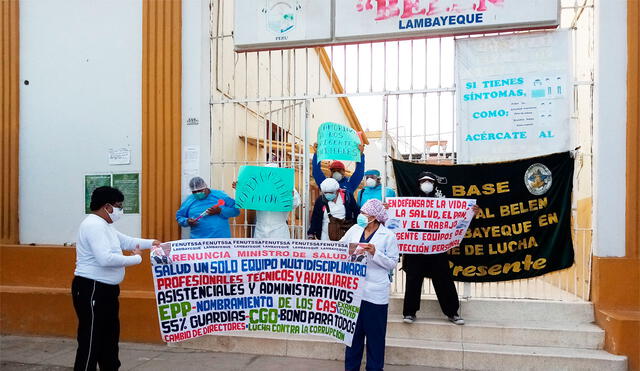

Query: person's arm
[84,224,142,267]
[307,198,322,239]
[220,193,241,219]
[346,153,365,194]
[370,234,400,270]
[116,230,155,251]
[312,152,326,188]
[176,198,193,227]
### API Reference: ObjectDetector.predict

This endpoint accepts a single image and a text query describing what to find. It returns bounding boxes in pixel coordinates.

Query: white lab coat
[254,189,301,239]
[340,224,400,305]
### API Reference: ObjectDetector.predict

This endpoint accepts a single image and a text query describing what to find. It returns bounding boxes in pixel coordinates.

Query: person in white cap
[307,178,359,240]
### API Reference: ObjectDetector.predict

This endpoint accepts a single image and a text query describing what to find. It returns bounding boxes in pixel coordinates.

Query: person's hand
[361,243,376,256]
[313,142,318,152]
[231,181,237,189]
[132,245,142,256]
[382,202,389,210]
[358,144,364,154]
[187,218,199,226]
[207,206,222,215]
[471,204,480,217]
[307,234,317,240]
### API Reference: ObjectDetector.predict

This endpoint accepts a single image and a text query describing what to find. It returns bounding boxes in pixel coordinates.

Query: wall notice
[456,31,572,163]
[112,173,140,214]
[84,174,112,213]
[151,239,366,346]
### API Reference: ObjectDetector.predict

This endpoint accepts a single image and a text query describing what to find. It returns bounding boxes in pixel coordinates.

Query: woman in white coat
[340,199,399,371]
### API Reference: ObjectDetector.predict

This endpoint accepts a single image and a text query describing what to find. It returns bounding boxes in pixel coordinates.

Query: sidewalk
[0,335,453,371]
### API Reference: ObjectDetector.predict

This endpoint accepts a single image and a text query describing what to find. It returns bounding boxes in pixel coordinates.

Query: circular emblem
[266,2,296,35]
[524,163,552,195]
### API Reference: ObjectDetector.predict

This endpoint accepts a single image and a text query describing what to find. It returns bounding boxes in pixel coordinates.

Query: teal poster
[235,166,295,212]
[317,122,361,162]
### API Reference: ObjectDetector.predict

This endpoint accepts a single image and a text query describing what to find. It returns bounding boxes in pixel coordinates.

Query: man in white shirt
[72,186,161,371]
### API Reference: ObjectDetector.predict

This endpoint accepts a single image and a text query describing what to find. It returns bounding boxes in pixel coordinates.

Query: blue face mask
[325,193,336,201]
[193,191,207,200]
[357,214,371,228]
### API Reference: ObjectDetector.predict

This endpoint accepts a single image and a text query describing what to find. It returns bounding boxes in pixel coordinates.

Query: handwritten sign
[236,166,294,212]
[317,122,361,163]
[386,197,476,254]
[151,239,366,346]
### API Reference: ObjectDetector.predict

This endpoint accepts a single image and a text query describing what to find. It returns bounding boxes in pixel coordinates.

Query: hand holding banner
[386,197,476,254]
[317,122,362,162]
[235,166,294,211]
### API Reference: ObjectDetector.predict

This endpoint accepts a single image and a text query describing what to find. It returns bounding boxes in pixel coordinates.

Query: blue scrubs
[175,189,240,238]
[357,184,396,206]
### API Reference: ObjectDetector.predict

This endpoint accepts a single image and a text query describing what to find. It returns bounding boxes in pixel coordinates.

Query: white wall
[20,0,143,244]
[593,0,627,257]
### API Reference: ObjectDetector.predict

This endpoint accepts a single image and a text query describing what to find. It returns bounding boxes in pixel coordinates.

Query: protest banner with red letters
[386,197,476,254]
[150,239,366,346]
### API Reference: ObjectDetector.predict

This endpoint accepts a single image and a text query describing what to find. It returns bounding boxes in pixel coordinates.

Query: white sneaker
[448,315,465,325]
[403,315,416,324]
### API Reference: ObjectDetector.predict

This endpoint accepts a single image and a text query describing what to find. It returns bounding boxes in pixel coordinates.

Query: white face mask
[107,205,124,223]
[332,172,343,181]
[365,178,377,188]
[420,182,434,194]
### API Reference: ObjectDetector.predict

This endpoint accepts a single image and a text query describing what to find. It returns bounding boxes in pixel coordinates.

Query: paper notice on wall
[183,146,200,171]
[108,148,131,165]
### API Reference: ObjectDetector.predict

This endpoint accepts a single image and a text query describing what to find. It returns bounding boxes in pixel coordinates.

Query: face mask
[193,191,207,200]
[107,205,124,223]
[357,214,372,228]
[365,178,377,188]
[332,172,343,181]
[325,193,337,201]
[420,182,434,194]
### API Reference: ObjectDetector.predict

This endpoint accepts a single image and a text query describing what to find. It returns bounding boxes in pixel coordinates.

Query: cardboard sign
[235,166,295,212]
[317,122,361,163]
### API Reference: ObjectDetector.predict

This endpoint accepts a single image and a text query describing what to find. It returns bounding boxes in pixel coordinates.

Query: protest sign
[317,122,361,163]
[386,197,476,254]
[392,152,574,282]
[151,239,366,346]
[235,166,294,212]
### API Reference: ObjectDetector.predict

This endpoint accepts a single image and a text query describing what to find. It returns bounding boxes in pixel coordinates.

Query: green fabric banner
[235,166,295,212]
[392,152,575,282]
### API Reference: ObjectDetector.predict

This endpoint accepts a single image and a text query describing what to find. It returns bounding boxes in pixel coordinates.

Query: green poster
[317,122,361,162]
[85,174,112,213]
[112,173,140,214]
[235,166,294,212]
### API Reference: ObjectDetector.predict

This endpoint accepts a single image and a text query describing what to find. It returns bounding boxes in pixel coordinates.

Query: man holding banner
[401,172,478,325]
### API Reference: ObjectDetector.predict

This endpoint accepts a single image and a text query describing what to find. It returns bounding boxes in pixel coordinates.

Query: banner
[151,239,366,346]
[235,166,295,212]
[317,122,362,163]
[456,31,572,163]
[392,152,574,282]
[386,197,476,254]
[235,0,560,51]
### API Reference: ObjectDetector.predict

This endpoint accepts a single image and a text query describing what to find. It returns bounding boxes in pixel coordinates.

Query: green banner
[392,152,575,282]
[316,122,361,162]
[85,174,112,213]
[112,173,140,214]
[235,166,295,211]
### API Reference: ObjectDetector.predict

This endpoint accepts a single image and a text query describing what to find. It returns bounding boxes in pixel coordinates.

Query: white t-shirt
[321,194,346,241]
[74,214,153,285]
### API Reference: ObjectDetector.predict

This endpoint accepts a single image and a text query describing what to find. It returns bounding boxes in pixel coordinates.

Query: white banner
[386,197,476,254]
[455,31,572,163]
[151,239,366,346]
[234,0,560,51]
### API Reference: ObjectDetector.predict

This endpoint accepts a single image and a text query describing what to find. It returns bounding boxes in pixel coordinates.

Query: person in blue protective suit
[312,142,365,196]
[357,169,396,207]
[175,176,240,238]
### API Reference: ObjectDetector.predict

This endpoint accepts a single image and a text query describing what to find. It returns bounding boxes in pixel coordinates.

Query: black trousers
[72,276,121,371]
[402,253,459,318]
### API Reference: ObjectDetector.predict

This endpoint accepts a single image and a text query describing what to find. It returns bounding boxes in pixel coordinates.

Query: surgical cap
[189,176,208,191]
[364,169,380,177]
[360,199,389,224]
[320,178,340,193]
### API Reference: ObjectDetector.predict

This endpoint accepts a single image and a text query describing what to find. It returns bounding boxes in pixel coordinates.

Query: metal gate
[209,0,595,301]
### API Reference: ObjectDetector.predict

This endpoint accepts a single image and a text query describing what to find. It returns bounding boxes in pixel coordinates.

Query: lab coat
[340,224,399,305]
[254,189,301,239]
